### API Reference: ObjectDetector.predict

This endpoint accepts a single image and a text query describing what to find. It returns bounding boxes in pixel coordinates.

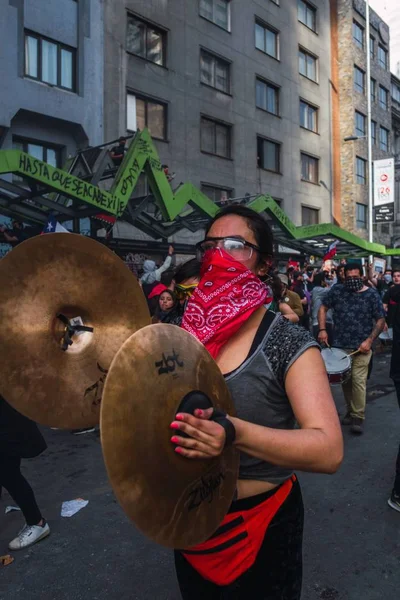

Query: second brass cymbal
[101,324,239,548]
[0,233,150,428]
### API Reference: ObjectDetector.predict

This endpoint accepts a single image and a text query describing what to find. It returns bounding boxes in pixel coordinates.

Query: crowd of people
[0,204,398,600]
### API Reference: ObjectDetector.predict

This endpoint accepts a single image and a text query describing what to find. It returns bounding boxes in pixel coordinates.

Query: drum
[321,348,351,385]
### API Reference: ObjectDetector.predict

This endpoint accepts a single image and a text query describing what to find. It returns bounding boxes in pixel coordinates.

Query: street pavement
[0,349,399,600]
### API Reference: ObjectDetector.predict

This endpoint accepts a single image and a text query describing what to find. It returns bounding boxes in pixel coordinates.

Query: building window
[201,183,232,204]
[127,93,167,140]
[371,120,376,145]
[370,78,376,103]
[200,49,230,93]
[126,15,166,66]
[255,21,279,59]
[378,45,388,70]
[302,206,319,225]
[257,137,281,173]
[353,65,365,94]
[379,85,389,110]
[256,78,279,115]
[299,47,317,82]
[301,152,319,183]
[380,126,389,152]
[13,137,60,166]
[392,81,400,105]
[300,99,318,132]
[356,156,367,184]
[356,203,367,228]
[298,0,316,32]
[355,111,366,137]
[353,21,364,49]
[370,36,375,59]
[199,0,231,31]
[201,116,231,158]
[24,31,76,91]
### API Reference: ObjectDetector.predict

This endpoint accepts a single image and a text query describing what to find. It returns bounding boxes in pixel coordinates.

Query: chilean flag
[42,216,70,234]
[323,240,338,262]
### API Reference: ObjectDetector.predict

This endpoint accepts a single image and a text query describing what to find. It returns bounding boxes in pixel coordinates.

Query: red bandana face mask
[181,248,272,359]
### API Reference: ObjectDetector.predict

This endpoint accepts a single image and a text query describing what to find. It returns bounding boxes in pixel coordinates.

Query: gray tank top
[225,312,319,484]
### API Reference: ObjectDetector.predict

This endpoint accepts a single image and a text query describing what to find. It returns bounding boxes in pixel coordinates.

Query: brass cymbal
[0,233,150,428]
[101,324,239,548]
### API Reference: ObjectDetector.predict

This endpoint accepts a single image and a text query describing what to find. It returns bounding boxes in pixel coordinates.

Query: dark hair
[118,136,126,142]
[392,264,400,274]
[344,263,363,277]
[314,272,326,287]
[174,258,201,284]
[204,205,274,260]
[270,275,284,302]
[159,289,176,304]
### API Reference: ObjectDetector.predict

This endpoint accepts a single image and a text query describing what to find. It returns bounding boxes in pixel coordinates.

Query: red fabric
[181,249,272,359]
[182,476,295,586]
[148,283,167,299]
[94,214,117,225]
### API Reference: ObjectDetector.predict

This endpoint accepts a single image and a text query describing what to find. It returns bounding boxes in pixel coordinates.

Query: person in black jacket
[0,396,50,549]
[387,273,400,513]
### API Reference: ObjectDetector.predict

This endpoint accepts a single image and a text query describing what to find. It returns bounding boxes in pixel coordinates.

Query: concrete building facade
[335,0,392,244]
[104,0,334,246]
[0,0,104,167]
[392,73,400,249]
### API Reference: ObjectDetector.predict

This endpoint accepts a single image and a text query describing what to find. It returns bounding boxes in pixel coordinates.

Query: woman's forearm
[230,417,342,475]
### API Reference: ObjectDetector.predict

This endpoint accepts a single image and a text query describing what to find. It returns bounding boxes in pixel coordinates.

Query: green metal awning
[0,128,399,258]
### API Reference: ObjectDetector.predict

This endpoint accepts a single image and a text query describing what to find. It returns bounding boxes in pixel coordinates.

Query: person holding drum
[318,264,385,435]
[171,205,343,599]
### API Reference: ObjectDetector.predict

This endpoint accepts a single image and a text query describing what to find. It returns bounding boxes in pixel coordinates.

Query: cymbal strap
[211,410,236,446]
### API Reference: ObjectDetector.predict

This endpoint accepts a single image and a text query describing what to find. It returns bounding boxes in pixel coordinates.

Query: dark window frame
[126,13,167,67]
[379,126,389,152]
[354,65,365,94]
[356,156,367,185]
[299,98,319,133]
[353,20,364,49]
[200,115,232,159]
[301,205,320,225]
[24,29,77,92]
[355,110,366,137]
[371,120,377,145]
[370,78,376,102]
[255,19,280,60]
[298,46,318,83]
[301,151,319,184]
[126,91,168,141]
[257,135,282,174]
[199,0,231,32]
[297,0,317,33]
[369,35,375,59]
[200,48,231,94]
[378,44,388,70]
[378,85,389,110]
[255,76,280,116]
[356,202,367,228]
[200,182,234,204]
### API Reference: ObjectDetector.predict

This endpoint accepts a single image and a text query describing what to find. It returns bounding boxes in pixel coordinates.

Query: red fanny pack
[181,476,295,586]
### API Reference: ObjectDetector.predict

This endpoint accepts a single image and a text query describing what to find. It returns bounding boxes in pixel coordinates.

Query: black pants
[175,479,304,600]
[394,382,400,496]
[0,456,42,526]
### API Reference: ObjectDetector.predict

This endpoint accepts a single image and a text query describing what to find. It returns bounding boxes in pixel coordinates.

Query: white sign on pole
[373,158,394,207]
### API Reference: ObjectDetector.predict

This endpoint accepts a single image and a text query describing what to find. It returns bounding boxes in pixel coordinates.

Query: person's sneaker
[71,427,95,435]
[9,521,50,550]
[341,413,352,426]
[351,417,364,434]
[388,490,400,513]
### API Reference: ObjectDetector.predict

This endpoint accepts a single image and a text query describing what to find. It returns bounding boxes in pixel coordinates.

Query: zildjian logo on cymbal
[155,350,184,375]
[84,363,108,406]
[187,472,225,511]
